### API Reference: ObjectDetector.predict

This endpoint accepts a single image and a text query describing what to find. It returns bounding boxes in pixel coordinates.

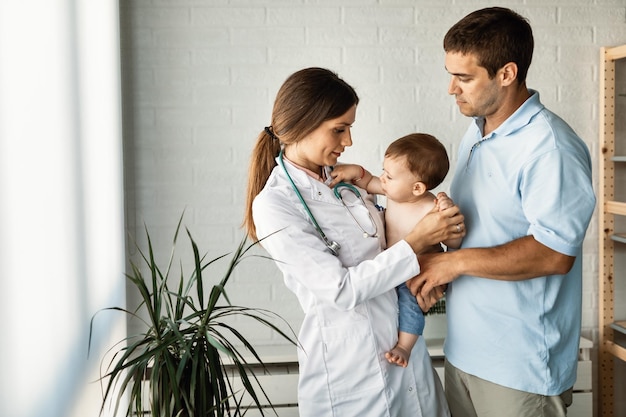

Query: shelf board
[607,201,626,216]
[613,156,626,162]
[605,340,626,362]
[607,44,626,60]
[612,234,626,244]
[611,321,626,335]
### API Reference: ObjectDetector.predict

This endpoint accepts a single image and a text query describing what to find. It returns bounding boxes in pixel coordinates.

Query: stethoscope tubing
[278,149,378,256]
[278,149,341,255]
[333,183,378,238]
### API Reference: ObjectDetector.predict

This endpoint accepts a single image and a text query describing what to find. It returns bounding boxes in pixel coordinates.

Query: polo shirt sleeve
[521,147,596,256]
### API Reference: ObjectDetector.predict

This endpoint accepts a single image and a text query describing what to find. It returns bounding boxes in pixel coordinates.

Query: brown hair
[443,7,533,84]
[243,67,359,241]
[385,133,449,190]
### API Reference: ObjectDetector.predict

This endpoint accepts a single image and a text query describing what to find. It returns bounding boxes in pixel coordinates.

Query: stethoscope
[278,149,379,256]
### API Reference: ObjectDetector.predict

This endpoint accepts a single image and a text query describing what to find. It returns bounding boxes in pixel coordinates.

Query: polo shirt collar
[472,89,544,139]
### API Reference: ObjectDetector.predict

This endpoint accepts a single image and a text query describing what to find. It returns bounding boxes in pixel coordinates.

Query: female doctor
[243,67,463,417]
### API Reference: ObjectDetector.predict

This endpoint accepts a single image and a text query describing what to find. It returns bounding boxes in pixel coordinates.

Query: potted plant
[89,216,297,417]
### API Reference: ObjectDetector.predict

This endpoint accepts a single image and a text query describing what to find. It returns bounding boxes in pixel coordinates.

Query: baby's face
[379,156,423,202]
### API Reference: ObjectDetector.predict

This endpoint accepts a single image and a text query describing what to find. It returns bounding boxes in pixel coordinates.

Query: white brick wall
[119,0,626,398]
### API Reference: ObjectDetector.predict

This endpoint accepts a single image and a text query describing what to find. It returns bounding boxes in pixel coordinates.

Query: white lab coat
[253,158,449,417]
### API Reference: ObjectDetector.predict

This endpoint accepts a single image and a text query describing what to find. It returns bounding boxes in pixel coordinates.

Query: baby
[331,133,461,367]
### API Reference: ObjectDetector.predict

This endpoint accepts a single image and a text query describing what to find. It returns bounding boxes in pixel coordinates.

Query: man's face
[445,51,503,119]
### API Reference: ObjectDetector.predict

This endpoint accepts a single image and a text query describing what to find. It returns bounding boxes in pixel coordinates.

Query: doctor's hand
[404,204,465,255]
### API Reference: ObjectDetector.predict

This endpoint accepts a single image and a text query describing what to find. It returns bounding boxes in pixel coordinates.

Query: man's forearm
[452,235,575,281]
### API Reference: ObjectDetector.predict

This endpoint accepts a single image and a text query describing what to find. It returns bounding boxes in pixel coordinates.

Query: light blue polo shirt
[446,90,596,395]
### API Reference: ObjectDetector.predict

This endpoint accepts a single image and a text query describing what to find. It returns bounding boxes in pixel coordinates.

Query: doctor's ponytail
[243,126,282,241]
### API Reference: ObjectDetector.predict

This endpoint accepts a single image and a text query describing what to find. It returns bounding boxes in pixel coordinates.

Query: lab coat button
[408,386,413,392]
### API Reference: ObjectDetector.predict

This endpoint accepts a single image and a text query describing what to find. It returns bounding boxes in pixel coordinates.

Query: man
[411,7,596,417]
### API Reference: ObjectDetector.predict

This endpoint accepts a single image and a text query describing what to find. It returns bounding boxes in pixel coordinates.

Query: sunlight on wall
[0,1,125,416]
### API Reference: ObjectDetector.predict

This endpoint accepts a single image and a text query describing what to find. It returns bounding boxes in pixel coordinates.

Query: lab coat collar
[274,156,339,205]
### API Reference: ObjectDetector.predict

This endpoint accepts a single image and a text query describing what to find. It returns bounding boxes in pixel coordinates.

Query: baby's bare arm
[330,164,363,185]
[330,164,382,194]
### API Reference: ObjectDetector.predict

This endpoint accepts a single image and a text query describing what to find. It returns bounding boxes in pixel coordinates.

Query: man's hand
[408,251,460,300]
[411,236,577,301]
[416,284,446,311]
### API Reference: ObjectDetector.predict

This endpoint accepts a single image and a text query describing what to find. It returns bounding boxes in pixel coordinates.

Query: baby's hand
[435,192,455,211]
[434,192,464,249]
[329,164,363,188]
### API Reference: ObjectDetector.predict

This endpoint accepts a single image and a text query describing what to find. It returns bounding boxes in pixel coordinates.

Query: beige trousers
[444,361,573,417]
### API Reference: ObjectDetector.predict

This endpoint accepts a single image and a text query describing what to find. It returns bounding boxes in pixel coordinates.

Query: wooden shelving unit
[599,43,626,417]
